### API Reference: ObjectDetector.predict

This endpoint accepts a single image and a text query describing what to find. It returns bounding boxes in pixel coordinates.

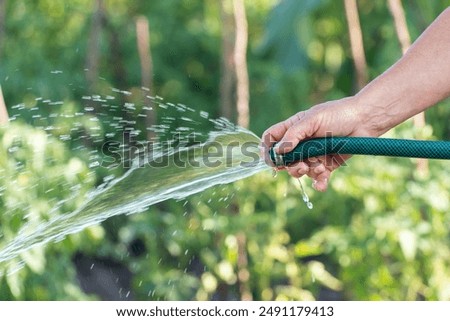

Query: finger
[312,178,329,192]
[261,112,306,166]
[263,112,305,153]
[306,162,328,181]
[311,170,331,192]
[261,126,289,167]
[261,113,302,149]
[260,128,283,166]
[275,112,316,154]
[301,158,330,192]
[305,157,320,167]
[306,154,350,172]
[312,163,326,175]
[321,154,351,173]
[286,162,309,178]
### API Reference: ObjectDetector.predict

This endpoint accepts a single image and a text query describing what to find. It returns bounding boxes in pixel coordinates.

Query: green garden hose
[269,137,450,166]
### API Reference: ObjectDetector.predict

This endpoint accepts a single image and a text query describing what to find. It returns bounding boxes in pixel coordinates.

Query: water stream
[0,114,267,263]
[0,86,316,269]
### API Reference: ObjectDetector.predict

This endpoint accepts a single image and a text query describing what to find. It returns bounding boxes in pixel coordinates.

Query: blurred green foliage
[0,0,449,300]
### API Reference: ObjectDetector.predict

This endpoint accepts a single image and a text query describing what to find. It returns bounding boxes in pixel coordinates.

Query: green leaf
[294,240,323,258]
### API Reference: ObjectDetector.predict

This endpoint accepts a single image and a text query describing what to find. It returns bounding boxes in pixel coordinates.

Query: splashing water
[0,109,266,263]
[298,178,313,209]
[0,85,314,266]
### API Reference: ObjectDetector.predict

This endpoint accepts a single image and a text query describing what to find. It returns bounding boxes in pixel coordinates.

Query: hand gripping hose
[269,137,450,166]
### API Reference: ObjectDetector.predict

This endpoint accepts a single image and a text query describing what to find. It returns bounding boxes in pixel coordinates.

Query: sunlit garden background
[0,0,449,300]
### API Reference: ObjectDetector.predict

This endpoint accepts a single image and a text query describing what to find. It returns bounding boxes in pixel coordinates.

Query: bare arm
[262,8,450,191]
[357,7,450,136]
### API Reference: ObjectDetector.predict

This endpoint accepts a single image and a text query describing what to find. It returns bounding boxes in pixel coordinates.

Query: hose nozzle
[269,143,285,167]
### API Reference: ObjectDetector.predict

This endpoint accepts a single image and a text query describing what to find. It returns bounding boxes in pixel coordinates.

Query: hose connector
[269,143,285,167]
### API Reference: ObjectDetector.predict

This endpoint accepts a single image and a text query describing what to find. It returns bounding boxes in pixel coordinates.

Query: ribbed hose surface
[269,137,450,166]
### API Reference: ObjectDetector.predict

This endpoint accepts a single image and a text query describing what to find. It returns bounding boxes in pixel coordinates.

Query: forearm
[356,7,450,136]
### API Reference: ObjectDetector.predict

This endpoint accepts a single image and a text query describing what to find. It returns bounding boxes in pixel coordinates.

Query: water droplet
[59,134,71,141]
[298,178,313,210]
[89,161,100,168]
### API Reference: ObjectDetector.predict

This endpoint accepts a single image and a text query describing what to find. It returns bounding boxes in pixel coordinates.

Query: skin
[261,7,450,191]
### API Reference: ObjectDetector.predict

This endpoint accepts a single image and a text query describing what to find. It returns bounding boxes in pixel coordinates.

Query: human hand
[261,96,377,191]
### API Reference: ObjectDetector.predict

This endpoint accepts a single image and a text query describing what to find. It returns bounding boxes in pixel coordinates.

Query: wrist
[350,93,395,137]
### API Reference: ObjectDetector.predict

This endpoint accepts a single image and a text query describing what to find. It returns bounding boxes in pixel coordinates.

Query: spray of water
[0,93,268,263]
[0,86,315,268]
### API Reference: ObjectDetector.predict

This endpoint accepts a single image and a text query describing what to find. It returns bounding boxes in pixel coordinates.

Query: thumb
[275,119,315,154]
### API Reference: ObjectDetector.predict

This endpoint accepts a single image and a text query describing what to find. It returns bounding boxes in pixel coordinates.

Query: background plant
[0,0,448,300]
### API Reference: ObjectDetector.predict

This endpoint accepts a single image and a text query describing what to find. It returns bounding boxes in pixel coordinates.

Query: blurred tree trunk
[343,0,368,90]
[104,18,132,161]
[0,85,8,125]
[86,0,105,92]
[219,0,235,121]
[388,0,428,175]
[388,0,411,55]
[236,231,252,300]
[232,0,252,300]
[105,24,127,90]
[0,0,6,60]
[136,16,156,140]
[233,0,249,129]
